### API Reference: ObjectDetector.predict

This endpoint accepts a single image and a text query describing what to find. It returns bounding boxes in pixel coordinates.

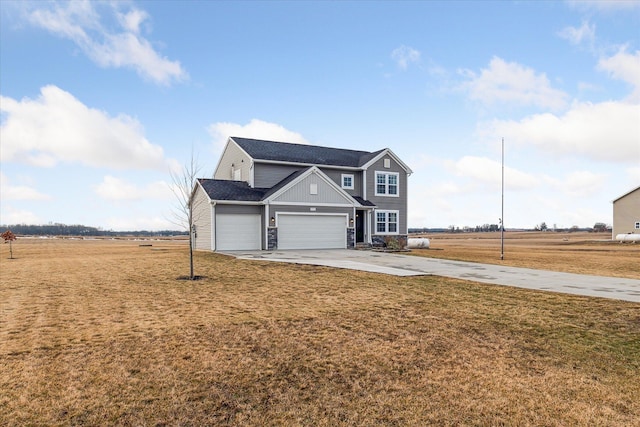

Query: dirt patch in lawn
[1,238,639,426]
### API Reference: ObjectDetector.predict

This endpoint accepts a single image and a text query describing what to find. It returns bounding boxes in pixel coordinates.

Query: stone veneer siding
[347,228,355,248]
[267,227,278,251]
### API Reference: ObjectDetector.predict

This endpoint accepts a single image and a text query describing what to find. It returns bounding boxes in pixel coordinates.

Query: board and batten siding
[192,185,213,250]
[214,140,252,183]
[272,173,353,205]
[365,156,409,234]
[613,187,640,236]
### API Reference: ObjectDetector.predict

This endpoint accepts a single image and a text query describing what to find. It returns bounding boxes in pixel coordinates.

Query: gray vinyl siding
[272,173,353,205]
[192,185,212,250]
[215,204,262,215]
[214,140,252,182]
[319,168,362,196]
[254,163,302,188]
[365,156,409,234]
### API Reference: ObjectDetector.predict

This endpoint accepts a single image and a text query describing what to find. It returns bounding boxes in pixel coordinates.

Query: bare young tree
[169,151,202,280]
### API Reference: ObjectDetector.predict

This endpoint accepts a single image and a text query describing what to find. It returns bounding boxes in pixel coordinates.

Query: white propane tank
[615,234,640,242]
[407,238,430,249]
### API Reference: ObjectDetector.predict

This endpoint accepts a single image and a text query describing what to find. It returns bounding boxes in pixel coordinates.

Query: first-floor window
[376,210,398,234]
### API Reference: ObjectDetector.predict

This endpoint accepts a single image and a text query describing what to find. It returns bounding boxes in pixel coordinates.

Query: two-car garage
[277,213,347,250]
[214,212,348,251]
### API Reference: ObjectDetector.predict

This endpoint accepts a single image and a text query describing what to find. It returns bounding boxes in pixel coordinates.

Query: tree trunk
[189,233,194,280]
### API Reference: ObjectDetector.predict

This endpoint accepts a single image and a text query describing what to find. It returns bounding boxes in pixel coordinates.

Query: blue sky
[1,0,639,231]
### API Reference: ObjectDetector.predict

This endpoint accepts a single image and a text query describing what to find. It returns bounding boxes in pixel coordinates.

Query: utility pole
[500,137,504,261]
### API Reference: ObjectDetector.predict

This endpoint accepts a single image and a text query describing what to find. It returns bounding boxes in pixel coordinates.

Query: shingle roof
[352,196,376,207]
[199,169,366,206]
[198,179,267,201]
[231,137,382,168]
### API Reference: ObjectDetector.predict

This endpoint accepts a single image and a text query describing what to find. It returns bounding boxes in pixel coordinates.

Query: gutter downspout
[210,201,216,251]
[265,201,269,251]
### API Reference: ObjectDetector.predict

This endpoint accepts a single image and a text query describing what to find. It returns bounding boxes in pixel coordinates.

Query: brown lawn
[1,236,639,426]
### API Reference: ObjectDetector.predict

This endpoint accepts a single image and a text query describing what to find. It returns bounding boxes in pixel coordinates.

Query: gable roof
[231,137,385,168]
[262,169,307,199]
[612,185,640,203]
[197,179,267,202]
[263,166,360,206]
[198,168,372,207]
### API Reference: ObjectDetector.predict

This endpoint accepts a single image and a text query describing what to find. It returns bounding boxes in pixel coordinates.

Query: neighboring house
[191,137,412,251]
[612,185,640,238]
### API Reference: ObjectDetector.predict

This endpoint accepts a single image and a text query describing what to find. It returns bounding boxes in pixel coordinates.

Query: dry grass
[1,237,639,426]
[411,231,640,279]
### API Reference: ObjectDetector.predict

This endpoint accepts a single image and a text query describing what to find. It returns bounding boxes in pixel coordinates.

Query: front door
[355,210,365,243]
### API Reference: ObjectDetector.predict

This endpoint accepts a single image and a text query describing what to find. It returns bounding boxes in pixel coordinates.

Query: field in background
[411,231,640,279]
[1,237,639,426]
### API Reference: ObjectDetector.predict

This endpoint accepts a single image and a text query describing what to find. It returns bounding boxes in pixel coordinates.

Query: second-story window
[375,172,399,196]
[342,174,354,190]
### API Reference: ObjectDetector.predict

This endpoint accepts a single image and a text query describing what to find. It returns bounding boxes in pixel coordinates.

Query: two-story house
[191,137,412,251]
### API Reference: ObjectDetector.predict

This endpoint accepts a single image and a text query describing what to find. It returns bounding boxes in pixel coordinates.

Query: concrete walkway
[223,249,640,303]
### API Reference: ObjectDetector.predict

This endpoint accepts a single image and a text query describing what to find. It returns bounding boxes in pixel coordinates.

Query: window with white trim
[376,210,398,234]
[341,174,354,190]
[375,172,399,196]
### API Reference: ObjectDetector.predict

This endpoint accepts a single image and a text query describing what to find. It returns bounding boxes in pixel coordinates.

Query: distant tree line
[410,222,611,234]
[1,223,187,237]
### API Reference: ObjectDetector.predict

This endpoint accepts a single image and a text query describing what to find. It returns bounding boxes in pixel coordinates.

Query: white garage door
[278,214,346,250]
[216,214,261,251]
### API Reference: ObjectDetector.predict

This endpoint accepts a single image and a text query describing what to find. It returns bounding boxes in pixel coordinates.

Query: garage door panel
[278,214,346,250]
[216,214,261,250]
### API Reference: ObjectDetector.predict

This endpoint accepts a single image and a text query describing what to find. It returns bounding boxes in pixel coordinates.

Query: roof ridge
[230,137,379,168]
[230,136,373,155]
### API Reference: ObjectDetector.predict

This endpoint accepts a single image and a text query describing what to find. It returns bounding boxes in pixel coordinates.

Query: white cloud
[598,48,640,101]
[0,206,42,225]
[0,85,169,170]
[117,8,148,34]
[94,175,171,201]
[558,21,595,46]
[391,45,421,70]
[459,57,568,110]
[207,119,311,148]
[542,170,606,197]
[0,172,52,201]
[479,101,640,163]
[445,156,539,190]
[23,1,186,85]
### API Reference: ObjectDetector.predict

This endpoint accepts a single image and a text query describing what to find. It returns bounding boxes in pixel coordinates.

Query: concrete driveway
[223,249,640,303]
